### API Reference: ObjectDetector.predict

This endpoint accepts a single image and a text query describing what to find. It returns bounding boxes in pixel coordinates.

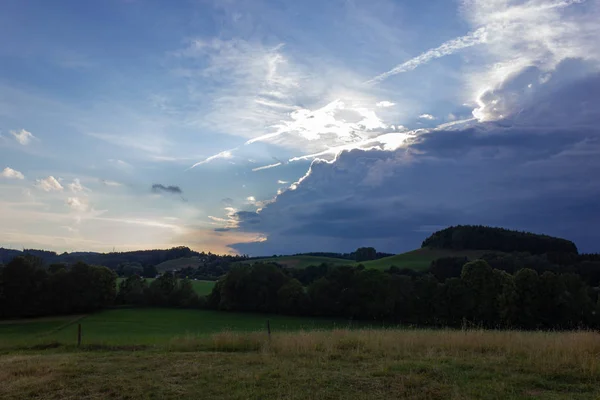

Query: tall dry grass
[168,328,600,376]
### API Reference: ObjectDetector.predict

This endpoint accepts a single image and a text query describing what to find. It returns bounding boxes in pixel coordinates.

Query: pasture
[1,318,600,399]
[116,278,215,295]
[242,255,355,269]
[155,256,203,272]
[0,308,353,349]
[360,248,495,270]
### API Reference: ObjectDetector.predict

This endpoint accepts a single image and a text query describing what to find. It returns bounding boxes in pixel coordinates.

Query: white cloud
[1,167,24,180]
[100,179,122,187]
[190,149,234,169]
[366,27,488,84]
[246,196,256,203]
[66,197,89,212]
[252,162,282,172]
[418,114,436,120]
[9,129,36,145]
[67,178,88,193]
[35,176,63,192]
[108,159,133,169]
[376,101,395,108]
[464,0,599,121]
[88,132,167,154]
[277,180,289,184]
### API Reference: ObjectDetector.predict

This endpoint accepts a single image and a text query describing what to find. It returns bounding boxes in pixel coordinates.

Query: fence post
[77,323,82,347]
[267,320,271,340]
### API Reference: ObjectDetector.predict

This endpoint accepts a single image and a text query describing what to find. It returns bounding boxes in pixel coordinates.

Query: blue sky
[1,0,599,255]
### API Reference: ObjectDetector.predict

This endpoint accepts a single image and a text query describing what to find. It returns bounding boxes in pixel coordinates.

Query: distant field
[1,321,599,399]
[243,255,355,269]
[0,308,356,349]
[155,256,203,272]
[116,278,215,296]
[360,248,495,271]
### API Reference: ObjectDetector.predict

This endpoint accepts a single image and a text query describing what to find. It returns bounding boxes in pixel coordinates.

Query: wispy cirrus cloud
[100,179,122,187]
[252,162,282,172]
[10,129,36,145]
[366,28,488,84]
[189,150,234,169]
[419,114,436,120]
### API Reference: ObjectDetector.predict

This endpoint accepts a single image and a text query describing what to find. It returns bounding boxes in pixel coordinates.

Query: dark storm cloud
[229,69,600,256]
[151,184,183,194]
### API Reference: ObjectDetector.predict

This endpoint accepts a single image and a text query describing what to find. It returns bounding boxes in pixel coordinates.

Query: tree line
[208,261,599,329]
[0,246,249,271]
[422,225,579,255]
[0,256,203,319]
[0,257,117,318]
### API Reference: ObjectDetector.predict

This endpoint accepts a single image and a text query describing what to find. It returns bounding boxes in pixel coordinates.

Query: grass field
[116,278,215,295]
[244,255,356,269]
[1,321,600,399]
[155,256,203,272]
[0,308,356,349]
[360,248,495,271]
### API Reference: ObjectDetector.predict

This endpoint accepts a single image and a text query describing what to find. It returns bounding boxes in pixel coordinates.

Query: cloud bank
[229,68,600,255]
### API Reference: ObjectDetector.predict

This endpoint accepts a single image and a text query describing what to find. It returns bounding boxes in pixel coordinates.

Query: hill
[155,256,204,272]
[422,225,578,254]
[243,255,355,269]
[359,248,495,271]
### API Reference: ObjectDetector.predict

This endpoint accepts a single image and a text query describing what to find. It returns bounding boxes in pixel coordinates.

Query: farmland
[359,248,495,271]
[0,308,354,349]
[155,256,204,272]
[243,255,355,269]
[1,314,599,399]
[245,248,496,271]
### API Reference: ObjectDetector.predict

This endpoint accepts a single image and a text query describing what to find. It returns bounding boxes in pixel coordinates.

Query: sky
[1,0,600,255]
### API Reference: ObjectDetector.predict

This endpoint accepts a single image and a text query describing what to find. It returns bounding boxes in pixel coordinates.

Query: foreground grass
[2,329,600,399]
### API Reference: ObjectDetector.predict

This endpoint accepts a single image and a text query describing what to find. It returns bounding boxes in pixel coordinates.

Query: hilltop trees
[422,225,578,254]
[355,247,377,262]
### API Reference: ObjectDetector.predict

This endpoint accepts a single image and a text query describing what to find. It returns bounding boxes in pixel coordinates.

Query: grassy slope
[361,248,495,271]
[116,278,215,296]
[244,255,355,269]
[2,327,599,399]
[155,257,203,272]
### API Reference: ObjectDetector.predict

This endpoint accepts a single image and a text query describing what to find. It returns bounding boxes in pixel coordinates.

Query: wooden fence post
[77,323,82,347]
[267,320,271,340]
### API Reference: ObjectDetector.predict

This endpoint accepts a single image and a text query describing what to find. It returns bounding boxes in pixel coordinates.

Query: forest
[1,225,599,329]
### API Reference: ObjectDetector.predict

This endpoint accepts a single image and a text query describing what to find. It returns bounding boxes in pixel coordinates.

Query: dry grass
[2,328,600,399]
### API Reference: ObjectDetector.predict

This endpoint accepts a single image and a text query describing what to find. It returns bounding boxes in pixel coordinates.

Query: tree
[428,257,468,281]
[0,257,48,318]
[513,268,540,329]
[355,247,377,262]
[117,275,148,305]
[143,264,158,278]
[277,279,309,315]
[437,277,471,326]
[460,260,501,326]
